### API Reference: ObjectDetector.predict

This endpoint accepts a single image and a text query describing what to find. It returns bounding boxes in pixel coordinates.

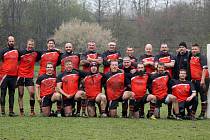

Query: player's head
[145,44,153,54]
[178,42,187,54]
[110,61,118,72]
[179,69,187,81]
[191,43,200,56]
[46,62,54,75]
[87,41,96,51]
[27,39,35,51]
[157,62,165,73]
[65,42,73,53]
[64,59,73,72]
[137,63,145,72]
[108,41,116,52]
[90,62,98,74]
[126,47,134,56]
[160,43,168,53]
[7,35,15,49]
[123,57,131,68]
[47,39,55,50]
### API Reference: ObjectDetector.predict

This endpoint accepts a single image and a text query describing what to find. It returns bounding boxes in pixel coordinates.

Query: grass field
[0,66,210,140]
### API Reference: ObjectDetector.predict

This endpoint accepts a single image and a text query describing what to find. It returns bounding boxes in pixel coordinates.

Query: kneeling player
[56,60,86,117]
[104,61,133,118]
[148,63,181,120]
[84,62,107,117]
[129,63,156,119]
[35,62,61,117]
[170,69,198,120]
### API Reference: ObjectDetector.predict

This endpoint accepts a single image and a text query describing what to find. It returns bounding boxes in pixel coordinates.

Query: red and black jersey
[18,50,40,78]
[38,49,61,76]
[131,72,148,100]
[0,47,19,76]
[81,51,101,72]
[84,73,104,100]
[190,54,209,80]
[148,72,170,100]
[170,79,195,102]
[36,74,56,97]
[102,50,121,74]
[154,52,175,77]
[104,70,129,101]
[57,69,86,99]
[61,52,80,72]
[140,54,155,74]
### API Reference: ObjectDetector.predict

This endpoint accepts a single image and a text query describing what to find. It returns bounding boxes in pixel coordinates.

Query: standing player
[38,39,62,115]
[84,62,107,117]
[0,35,19,116]
[190,43,209,119]
[17,39,40,116]
[174,42,191,80]
[140,44,155,74]
[35,62,62,117]
[148,63,181,120]
[170,69,198,120]
[154,43,175,118]
[56,60,87,117]
[102,41,122,74]
[80,41,102,72]
[104,61,133,117]
[61,42,80,72]
[125,47,137,64]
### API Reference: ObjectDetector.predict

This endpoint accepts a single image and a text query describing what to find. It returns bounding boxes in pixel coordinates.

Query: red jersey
[38,50,60,76]
[190,55,209,80]
[140,54,155,74]
[148,72,170,100]
[81,51,100,72]
[57,69,86,99]
[104,71,125,101]
[131,73,148,100]
[61,52,80,72]
[170,79,195,102]
[18,50,39,78]
[0,48,19,76]
[84,73,103,100]
[36,74,56,97]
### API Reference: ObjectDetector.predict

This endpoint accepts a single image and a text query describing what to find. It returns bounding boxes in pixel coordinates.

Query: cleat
[9,112,18,117]
[149,115,157,120]
[167,115,175,119]
[100,113,107,118]
[174,116,182,121]
[57,113,62,117]
[1,112,6,117]
[30,112,36,117]
[81,113,88,118]
[197,115,206,120]
[139,115,145,118]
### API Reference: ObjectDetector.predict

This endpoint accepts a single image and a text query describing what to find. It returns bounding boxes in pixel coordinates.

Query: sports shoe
[167,115,175,119]
[139,115,145,118]
[174,116,182,121]
[197,114,206,120]
[30,112,36,117]
[9,112,18,117]
[57,112,62,117]
[149,115,157,120]
[1,112,6,117]
[100,113,107,118]
[81,112,88,118]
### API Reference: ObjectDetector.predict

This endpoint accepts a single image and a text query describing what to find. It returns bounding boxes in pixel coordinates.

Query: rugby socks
[149,102,156,115]
[139,104,145,117]
[39,102,42,113]
[30,100,35,113]
[168,103,172,116]
[129,99,135,117]
[81,99,86,114]
[122,100,128,117]
[57,101,62,113]
[1,106,5,114]
[76,100,81,114]
[201,102,207,116]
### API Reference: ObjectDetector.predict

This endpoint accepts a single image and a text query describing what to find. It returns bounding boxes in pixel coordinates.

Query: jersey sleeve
[200,55,208,69]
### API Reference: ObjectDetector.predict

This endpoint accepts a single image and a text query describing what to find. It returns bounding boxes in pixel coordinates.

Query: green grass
[0,66,210,140]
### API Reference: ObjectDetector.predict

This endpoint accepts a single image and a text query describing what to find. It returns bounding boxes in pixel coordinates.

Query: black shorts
[41,94,53,107]
[63,97,75,107]
[108,97,123,110]
[134,94,148,112]
[156,95,170,107]
[17,77,34,86]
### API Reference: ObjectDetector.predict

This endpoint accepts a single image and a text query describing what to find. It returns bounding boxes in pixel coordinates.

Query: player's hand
[186,96,192,102]
[37,97,42,103]
[66,95,72,99]
[200,80,205,88]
